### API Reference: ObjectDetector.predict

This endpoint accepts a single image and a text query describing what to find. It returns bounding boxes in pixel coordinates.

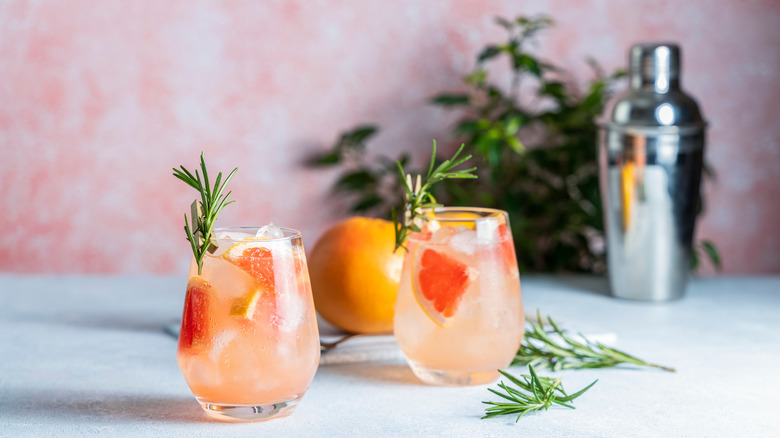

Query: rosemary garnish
[514,312,675,372]
[173,152,237,275]
[483,365,597,422]
[392,140,477,251]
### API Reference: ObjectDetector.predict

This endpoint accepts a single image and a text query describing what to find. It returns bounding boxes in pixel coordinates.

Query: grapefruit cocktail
[173,155,320,421]
[394,208,524,385]
[177,226,320,421]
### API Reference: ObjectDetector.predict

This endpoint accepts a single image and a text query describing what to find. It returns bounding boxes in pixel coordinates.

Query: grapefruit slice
[222,241,283,328]
[222,242,276,289]
[179,277,213,351]
[412,248,474,327]
[497,223,517,271]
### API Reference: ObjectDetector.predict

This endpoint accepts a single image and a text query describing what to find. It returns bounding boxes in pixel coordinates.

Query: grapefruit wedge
[179,277,213,352]
[412,248,474,327]
[497,223,517,271]
[222,242,276,289]
[222,242,282,328]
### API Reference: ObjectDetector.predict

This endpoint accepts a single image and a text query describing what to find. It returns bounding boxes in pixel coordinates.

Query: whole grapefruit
[308,217,404,334]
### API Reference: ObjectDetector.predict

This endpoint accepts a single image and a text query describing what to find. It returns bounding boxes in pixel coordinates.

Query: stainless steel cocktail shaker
[598,43,706,301]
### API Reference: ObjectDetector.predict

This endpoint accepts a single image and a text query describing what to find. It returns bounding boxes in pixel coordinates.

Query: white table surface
[1,275,778,437]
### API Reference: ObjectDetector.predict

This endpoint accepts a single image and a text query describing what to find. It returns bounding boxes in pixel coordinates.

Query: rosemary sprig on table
[173,152,237,275]
[483,365,597,421]
[392,140,477,251]
[514,312,675,372]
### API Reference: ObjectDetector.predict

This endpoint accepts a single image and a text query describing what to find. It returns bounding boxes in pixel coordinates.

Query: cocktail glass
[394,207,524,385]
[177,227,320,421]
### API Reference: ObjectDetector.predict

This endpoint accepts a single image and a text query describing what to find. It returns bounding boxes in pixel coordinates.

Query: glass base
[408,361,500,386]
[197,395,300,422]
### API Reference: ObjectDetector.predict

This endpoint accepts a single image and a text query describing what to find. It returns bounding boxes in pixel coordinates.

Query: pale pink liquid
[177,238,320,406]
[394,210,524,385]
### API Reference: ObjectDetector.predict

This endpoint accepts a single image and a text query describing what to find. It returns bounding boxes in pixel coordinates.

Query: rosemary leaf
[173,152,237,275]
[513,311,675,372]
[392,140,477,252]
[482,365,597,422]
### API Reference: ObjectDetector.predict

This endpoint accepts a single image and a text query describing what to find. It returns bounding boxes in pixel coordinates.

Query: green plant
[429,15,621,273]
[311,14,720,273]
[482,365,597,422]
[310,124,406,215]
[392,141,477,251]
[514,312,674,372]
[173,153,237,275]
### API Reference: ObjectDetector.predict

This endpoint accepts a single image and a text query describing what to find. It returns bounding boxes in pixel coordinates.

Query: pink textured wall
[1,0,778,274]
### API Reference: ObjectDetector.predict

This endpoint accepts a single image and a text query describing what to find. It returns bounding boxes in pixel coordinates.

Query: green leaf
[336,170,378,190]
[581,81,606,113]
[494,17,514,30]
[515,54,542,76]
[504,116,521,136]
[454,120,482,136]
[311,151,341,166]
[464,70,488,86]
[431,94,470,107]
[478,45,502,63]
[542,82,567,101]
[701,240,722,272]
[483,365,595,422]
[514,314,675,372]
[351,194,383,212]
[690,248,700,271]
[507,136,525,154]
[341,125,378,146]
[174,153,237,275]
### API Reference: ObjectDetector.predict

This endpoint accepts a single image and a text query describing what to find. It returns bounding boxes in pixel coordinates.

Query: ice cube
[256,223,284,239]
[431,225,457,244]
[214,231,254,241]
[275,269,305,333]
[208,329,239,362]
[187,357,221,387]
[449,229,477,255]
[476,219,499,243]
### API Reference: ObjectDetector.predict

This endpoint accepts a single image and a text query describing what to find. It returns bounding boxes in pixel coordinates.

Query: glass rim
[420,206,508,221]
[212,226,302,242]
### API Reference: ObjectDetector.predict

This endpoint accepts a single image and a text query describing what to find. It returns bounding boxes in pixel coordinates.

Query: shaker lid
[599,43,706,133]
[631,43,679,93]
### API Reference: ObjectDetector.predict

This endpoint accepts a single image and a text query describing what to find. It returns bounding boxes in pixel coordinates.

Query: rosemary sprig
[514,311,675,372]
[173,152,238,275]
[392,140,477,251]
[482,365,597,422]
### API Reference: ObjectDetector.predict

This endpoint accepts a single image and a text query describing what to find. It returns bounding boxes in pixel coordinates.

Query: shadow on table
[0,388,210,423]
[321,362,422,386]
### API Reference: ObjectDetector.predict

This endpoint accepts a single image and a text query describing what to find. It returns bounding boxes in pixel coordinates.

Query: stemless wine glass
[176,227,320,421]
[394,207,524,385]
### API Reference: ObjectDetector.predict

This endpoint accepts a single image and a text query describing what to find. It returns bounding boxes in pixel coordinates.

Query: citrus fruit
[229,285,269,318]
[179,277,213,351]
[222,242,281,328]
[428,210,482,230]
[222,243,275,289]
[412,248,474,327]
[308,217,404,334]
[498,223,517,270]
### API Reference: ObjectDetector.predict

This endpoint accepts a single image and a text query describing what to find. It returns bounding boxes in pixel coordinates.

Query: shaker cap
[599,42,706,132]
[631,43,679,93]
